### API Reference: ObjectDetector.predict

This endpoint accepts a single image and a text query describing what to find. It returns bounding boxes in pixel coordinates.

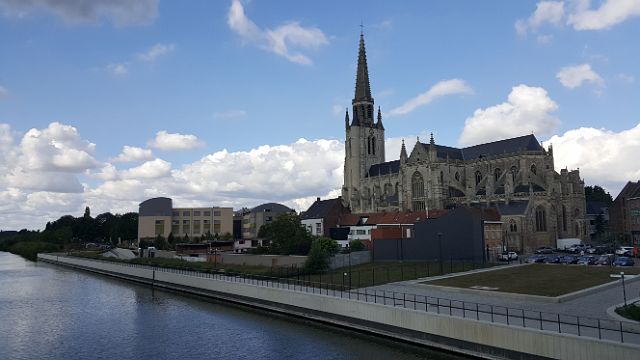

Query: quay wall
[37,253,640,360]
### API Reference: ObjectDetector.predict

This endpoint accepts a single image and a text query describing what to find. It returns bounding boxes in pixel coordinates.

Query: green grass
[426,264,640,297]
[615,304,640,321]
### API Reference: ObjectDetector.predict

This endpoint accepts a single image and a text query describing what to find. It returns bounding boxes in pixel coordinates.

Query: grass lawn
[425,264,640,297]
[616,304,640,321]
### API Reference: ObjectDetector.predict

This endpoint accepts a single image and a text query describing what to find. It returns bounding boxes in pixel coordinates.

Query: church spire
[376,106,384,130]
[345,108,350,128]
[400,139,408,163]
[354,32,372,102]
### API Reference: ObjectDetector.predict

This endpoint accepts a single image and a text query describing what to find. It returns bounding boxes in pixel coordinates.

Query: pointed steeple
[400,139,408,163]
[354,32,372,102]
[345,108,350,128]
[376,106,384,130]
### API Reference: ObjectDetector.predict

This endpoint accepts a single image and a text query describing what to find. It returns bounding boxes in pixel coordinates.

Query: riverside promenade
[38,253,640,360]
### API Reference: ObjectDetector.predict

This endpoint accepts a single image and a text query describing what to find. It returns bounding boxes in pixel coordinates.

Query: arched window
[411,171,425,211]
[454,172,460,181]
[535,206,547,232]
[440,171,444,184]
[371,136,376,155]
[509,219,518,232]
[494,168,502,182]
[575,223,579,237]
[384,183,393,195]
[562,205,567,232]
[367,137,371,155]
[475,171,482,186]
[530,164,537,175]
[510,166,517,183]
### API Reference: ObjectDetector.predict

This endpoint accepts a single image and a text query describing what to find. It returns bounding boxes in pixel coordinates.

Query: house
[609,181,640,245]
[300,197,350,237]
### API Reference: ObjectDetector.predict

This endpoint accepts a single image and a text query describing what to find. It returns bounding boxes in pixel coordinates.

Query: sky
[1,0,639,230]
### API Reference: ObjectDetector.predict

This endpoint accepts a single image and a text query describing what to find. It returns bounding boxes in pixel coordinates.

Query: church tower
[342,32,385,211]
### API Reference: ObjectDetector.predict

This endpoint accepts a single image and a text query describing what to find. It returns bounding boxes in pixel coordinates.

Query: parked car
[560,255,578,264]
[567,244,587,254]
[499,252,519,261]
[535,246,554,254]
[587,245,609,255]
[576,256,596,265]
[595,255,612,266]
[526,254,546,263]
[615,247,634,256]
[613,257,635,267]
[543,255,561,264]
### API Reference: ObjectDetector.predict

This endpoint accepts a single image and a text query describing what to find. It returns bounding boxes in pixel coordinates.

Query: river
[0,252,464,360]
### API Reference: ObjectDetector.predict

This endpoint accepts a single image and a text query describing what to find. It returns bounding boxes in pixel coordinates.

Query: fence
[41,254,640,345]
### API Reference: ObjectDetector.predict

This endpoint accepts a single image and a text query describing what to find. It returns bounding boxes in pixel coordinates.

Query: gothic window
[411,171,425,211]
[384,183,393,195]
[562,205,567,232]
[494,168,502,182]
[530,164,537,175]
[440,171,444,184]
[454,172,460,181]
[371,137,376,155]
[395,183,399,196]
[367,137,371,155]
[510,166,517,183]
[535,206,547,232]
[509,219,517,232]
[475,171,482,186]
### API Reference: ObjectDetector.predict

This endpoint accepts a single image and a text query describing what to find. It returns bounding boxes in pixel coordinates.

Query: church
[341,33,588,252]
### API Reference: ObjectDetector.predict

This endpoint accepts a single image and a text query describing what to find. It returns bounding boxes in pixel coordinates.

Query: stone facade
[341,34,588,253]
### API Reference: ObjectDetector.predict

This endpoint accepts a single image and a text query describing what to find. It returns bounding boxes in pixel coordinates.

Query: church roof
[421,134,543,161]
[353,32,372,103]
[367,160,400,177]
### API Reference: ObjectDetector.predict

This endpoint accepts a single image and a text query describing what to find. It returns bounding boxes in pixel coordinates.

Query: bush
[305,239,329,272]
[349,240,366,252]
[9,241,61,261]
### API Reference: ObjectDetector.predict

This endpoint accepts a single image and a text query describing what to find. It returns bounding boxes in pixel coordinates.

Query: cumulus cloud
[515,1,565,36]
[0,85,7,99]
[121,158,171,179]
[459,85,559,146]
[107,63,128,76]
[556,63,604,88]
[147,130,204,151]
[388,79,473,116]
[137,43,175,62]
[568,0,640,30]
[0,0,158,27]
[227,0,329,65]
[546,124,640,193]
[111,145,153,163]
[213,109,247,120]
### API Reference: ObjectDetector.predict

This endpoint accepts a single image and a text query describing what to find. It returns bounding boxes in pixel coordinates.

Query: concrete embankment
[38,254,640,360]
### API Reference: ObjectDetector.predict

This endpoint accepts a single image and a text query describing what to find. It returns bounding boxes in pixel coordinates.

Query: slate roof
[616,181,640,200]
[250,202,293,213]
[367,160,400,177]
[419,134,543,161]
[495,201,529,216]
[300,198,341,220]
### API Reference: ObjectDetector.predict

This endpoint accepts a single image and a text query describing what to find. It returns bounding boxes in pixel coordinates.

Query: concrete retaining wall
[328,251,371,269]
[220,254,307,268]
[38,254,640,360]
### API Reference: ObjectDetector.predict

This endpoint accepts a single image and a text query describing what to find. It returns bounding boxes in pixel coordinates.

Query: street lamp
[621,272,628,307]
[347,243,352,289]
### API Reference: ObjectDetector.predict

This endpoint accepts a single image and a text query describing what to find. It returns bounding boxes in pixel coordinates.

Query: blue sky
[1,0,639,230]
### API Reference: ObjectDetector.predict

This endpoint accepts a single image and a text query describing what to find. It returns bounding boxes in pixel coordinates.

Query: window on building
[356,229,366,235]
[562,205,567,232]
[213,224,221,233]
[494,168,502,182]
[266,216,273,222]
[183,220,190,225]
[535,206,547,232]
[316,223,322,234]
[172,211,179,217]
[454,172,460,181]
[193,220,201,234]
[509,219,517,232]
[411,171,425,211]
[154,220,164,235]
[202,220,210,234]
[510,166,518,183]
[440,171,444,184]
[214,210,221,216]
[183,211,190,217]
[530,164,537,175]
[475,171,482,186]
[204,211,211,217]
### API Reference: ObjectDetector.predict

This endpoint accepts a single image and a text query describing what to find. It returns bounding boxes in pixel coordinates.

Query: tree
[349,240,366,252]
[168,232,176,247]
[183,233,190,243]
[585,185,614,205]
[155,234,169,250]
[259,214,312,255]
[316,236,339,256]
[305,238,330,272]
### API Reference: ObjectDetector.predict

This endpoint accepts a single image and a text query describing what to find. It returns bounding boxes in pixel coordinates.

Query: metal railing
[45,255,640,345]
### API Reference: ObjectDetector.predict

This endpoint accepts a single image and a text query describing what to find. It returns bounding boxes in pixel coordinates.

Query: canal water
[0,252,464,360]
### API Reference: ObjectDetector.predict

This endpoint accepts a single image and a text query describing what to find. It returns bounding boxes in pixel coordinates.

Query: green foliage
[349,239,366,252]
[316,236,339,256]
[616,304,640,321]
[259,214,312,255]
[8,241,61,261]
[585,185,614,205]
[305,238,330,272]
[155,234,169,250]
[220,232,233,241]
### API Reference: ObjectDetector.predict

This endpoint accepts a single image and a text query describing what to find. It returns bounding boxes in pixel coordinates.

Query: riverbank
[39,253,640,360]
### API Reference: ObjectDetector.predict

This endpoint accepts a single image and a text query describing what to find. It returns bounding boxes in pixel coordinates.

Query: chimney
[316,197,320,202]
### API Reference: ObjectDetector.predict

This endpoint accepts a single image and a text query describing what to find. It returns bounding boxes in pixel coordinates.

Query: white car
[499,252,518,261]
[615,246,634,256]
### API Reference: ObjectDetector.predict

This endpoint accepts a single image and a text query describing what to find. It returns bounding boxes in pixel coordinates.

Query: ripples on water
[0,252,464,360]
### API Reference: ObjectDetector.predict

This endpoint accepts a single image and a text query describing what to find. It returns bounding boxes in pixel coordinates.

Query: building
[341,33,588,252]
[241,202,295,239]
[300,197,350,237]
[609,181,640,245]
[586,201,609,238]
[138,197,233,241]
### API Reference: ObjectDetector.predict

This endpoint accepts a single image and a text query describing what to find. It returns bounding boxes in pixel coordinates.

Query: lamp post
[437,232,443,275]
[347,243,352,289]
[621,272,628,307]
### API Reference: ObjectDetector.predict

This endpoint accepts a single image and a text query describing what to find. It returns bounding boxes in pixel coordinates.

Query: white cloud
[227,0,329,65]
[567,0,640,30]
[617,73,636,83]
[213,109,247,120]
[0,85,7,99]
[556,63,604,88]
[111,145,154,162]
[515,1,565,36]
[546,124,640,194]
[0,0,158,27]
[147,130,205,151]
[459,85,559,146]
[388,79,473,116]
[137,43,175,62]
[107,63,128,76]
[121,158,171,179]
